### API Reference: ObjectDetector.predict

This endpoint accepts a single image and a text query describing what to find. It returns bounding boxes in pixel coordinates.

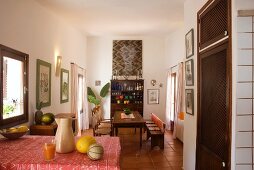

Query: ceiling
[35,0,185,36]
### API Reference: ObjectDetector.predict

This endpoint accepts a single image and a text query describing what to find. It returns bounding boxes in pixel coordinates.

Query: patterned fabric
[113,40,142,76]
[0,136,121,170]
[173,62,184,139]
[165,70,172,130]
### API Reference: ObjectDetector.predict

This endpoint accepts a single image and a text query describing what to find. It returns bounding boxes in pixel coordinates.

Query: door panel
[197,43,229,170]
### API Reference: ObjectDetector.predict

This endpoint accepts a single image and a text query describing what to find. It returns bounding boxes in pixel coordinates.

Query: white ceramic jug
[55,117,75,153]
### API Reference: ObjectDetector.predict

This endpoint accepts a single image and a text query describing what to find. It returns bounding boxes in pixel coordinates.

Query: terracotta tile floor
[82,128,183,170]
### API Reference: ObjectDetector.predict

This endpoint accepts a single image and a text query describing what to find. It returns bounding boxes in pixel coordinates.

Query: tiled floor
[82,128,183,170]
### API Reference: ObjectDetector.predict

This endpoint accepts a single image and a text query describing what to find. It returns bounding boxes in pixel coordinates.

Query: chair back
[91,110,99,128]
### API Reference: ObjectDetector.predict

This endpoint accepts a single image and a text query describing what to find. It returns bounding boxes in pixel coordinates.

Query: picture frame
[147,89,159,104]
[185,28,194,58]
[60,68,69,103]
[185,59,194,86]
[36,59,51,109]
[185,89,194,115]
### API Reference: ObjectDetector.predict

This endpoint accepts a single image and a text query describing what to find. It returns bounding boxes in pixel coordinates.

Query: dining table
[112,111,145,147]
[0,135,121,170]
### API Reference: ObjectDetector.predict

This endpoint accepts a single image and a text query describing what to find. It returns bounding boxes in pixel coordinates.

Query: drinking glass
[43,139,56,161]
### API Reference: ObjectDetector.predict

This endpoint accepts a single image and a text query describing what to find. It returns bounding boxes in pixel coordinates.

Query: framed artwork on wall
[60,68,69,103]
[185,28,194,58]
[147,89,159,104]
[185,59,194,86]
[36,59,51,109]
[185,89,194,115]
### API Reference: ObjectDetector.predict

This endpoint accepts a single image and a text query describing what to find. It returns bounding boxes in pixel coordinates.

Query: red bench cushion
[151,113,165,132]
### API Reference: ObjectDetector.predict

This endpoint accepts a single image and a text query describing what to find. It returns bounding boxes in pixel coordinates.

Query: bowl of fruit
[0,125,29,140]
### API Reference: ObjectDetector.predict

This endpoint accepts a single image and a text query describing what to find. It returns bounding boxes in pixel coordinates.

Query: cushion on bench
[145,120,155,124]
[148,126,161,131]
[146,123,158,127]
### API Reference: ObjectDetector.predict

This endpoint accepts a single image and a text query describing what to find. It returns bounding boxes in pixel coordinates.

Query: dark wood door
[196,43,231,170]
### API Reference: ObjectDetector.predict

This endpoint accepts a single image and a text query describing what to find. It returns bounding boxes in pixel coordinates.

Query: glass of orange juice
[43,139,56,161]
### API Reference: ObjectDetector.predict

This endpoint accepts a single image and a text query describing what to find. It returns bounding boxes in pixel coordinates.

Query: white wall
[0,0,87,125]
[232,1,254,170]
[183,0,207,169]
[165,28,185,67]
[87,36,167,121]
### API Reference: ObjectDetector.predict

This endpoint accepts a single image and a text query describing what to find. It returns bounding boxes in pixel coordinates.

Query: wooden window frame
[0,44,29,128]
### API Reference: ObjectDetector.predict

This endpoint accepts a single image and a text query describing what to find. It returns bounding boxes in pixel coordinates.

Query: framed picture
[147,89,159,104]
[36,59,51,109]
[60,68,69,103]
[185,59,194,86]
[185,29,194,58]
[185,89,194,115]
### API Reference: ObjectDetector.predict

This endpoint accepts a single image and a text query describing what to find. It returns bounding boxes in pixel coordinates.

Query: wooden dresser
[30,113,76,136]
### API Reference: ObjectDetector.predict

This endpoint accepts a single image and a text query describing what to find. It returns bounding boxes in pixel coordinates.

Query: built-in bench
[145,113,165,149]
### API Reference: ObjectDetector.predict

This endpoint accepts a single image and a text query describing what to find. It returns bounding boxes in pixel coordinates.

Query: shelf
[111,90,143,92]
[111,103,143,105]
[111,80,144,117]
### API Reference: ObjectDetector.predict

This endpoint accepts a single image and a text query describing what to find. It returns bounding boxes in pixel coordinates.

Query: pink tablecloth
[0,135,121,170]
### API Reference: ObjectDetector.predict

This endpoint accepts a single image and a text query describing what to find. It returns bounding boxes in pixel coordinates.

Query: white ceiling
[35,0,185,36]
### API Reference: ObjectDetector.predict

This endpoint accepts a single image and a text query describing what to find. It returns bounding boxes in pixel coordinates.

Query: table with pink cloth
[0,135,121,170]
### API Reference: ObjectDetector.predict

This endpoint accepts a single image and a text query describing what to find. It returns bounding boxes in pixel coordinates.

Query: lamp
[151,79,156,86]
[55,56,62,76]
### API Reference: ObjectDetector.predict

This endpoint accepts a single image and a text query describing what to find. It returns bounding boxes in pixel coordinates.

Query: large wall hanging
[113,40,142,78]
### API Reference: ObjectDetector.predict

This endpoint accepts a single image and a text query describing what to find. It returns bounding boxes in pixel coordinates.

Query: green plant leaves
[87,87,96,98]
[87,82,110,106]
[88,95,100,105]
[100,82,110,98]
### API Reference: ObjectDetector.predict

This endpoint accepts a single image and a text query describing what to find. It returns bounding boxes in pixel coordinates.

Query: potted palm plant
[87,82,110,115]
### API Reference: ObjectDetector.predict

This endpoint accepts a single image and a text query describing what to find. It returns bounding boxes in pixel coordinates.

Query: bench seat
[145,113,165,149]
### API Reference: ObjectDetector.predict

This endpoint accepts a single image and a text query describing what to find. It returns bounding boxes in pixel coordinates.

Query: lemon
[76,136,96,153]
[18,125,29,132]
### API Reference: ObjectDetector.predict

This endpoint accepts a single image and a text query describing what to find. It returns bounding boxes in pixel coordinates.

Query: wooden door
[196,42,231,170]
[196,0,231,169]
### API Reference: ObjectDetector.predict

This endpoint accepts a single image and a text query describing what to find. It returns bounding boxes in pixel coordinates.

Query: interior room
[0,0,253,169]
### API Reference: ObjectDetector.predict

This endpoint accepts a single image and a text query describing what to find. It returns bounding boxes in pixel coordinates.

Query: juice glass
[43,140,56,161]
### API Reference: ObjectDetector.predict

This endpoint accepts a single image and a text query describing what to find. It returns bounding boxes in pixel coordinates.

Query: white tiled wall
[236,16,254,170]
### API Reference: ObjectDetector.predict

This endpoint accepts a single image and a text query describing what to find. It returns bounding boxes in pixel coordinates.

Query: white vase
[55,117,75,153]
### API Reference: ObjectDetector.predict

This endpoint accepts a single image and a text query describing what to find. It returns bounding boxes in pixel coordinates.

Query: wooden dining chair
[91,109,112,136]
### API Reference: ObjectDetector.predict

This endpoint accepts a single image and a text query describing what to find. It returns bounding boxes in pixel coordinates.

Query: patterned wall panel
[235,15,254,170]
[113,40,142,77]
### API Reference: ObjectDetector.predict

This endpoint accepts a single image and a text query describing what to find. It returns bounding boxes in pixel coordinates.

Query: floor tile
[82,128,183,170]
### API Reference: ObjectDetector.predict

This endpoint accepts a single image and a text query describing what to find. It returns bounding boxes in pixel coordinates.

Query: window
[0,45,29,128]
